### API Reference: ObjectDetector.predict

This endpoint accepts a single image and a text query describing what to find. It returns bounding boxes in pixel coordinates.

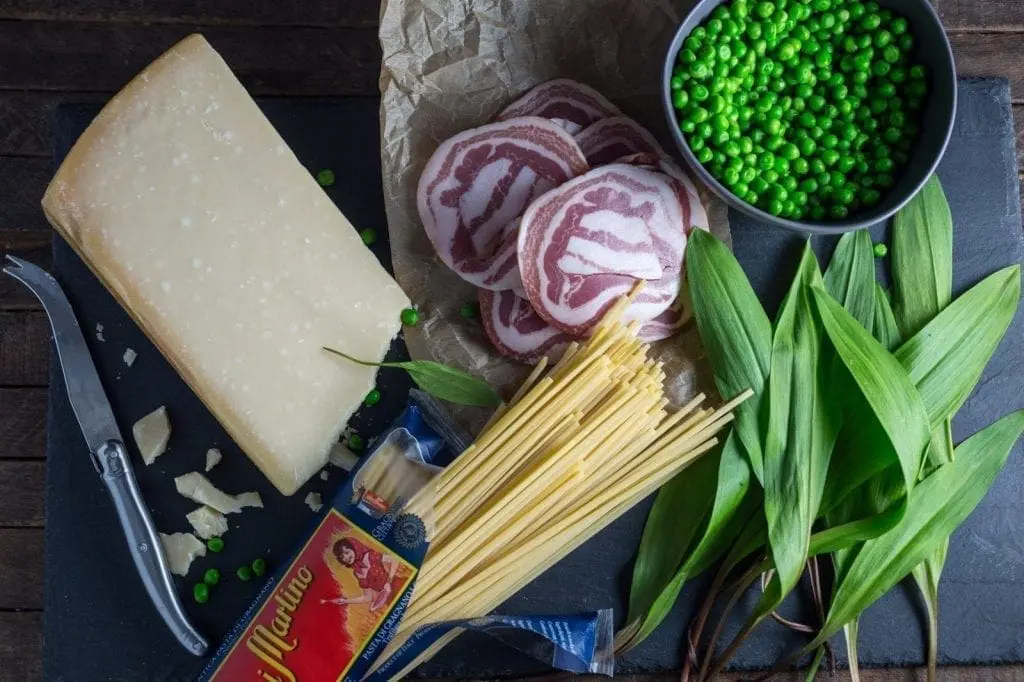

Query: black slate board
[44,80,1023,681]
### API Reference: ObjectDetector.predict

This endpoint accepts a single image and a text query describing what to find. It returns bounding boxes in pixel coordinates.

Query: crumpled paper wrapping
[379,0,730,431]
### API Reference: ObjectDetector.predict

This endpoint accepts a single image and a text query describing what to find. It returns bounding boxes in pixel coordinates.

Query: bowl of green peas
[663,0,956,232]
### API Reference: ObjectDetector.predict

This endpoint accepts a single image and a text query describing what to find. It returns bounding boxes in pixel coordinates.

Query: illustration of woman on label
[321,537,400,611]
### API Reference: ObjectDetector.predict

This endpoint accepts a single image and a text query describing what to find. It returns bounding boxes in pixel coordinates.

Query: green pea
[782,175,799,192]
[809,126,825,140]
[800,178,819,193]
[822,133,839,150]
[747,21,763,39]
[707,18,724,35]
[899,34,914,52]
[822,149,841,167]
[204,568,221,586]
[831,205,849,219]
[752,176,770,194]
[766,135,785,151]
[891,17,909,34]
[689,136,704,152]
[763,168,780,183]
[811,0,831,11]
[692,84,711,101]
[877,173,896,188]
[792,96,806,111]
[364,388,382,406]
[252,558,268,577]
[193,583,210,604]
[838,157,857,173]
[779,143,800,161]
[796,83,814,99]
[744,152,759,166]
[883,44,900,63]
[401,307,420,326]
[883,127,902,144]
[873,242,889,258]
[810,205,827,220]
[792,190,809,206]
[774,157,790,174]
[724,19,742,37]
[360,228,377,246]
[347,433,365,451]
[684,35,702,52]
[756,1,775,18]
[769,198,785,215]
[852,83,868,99]
[724,167,741,186]
[863,188,883,205]
[765,118,783,136]
[876,157,895,173]
[836,7,851,23]
[747,191,761,206]
[237,565,253,582]
[742,166,758,183]
[207,537,225,553]
[691,62,711,80]
[696,147,714,163]
[814,50,832,69]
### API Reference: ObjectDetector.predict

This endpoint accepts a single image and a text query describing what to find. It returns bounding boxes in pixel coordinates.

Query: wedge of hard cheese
[42,35,410,495]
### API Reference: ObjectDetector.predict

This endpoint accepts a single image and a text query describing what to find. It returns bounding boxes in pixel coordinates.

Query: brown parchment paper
[378,0,730,432]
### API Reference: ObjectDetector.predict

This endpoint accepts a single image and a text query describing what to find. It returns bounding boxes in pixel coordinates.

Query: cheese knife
[2,255,209,656]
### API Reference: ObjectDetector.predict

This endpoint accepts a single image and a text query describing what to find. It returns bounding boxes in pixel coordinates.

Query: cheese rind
[42,35,410,494]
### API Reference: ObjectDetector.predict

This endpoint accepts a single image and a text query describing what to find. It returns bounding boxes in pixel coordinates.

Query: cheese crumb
[319,470,329,481]
[304,492,323,513]
[160,532,206,577]
[185,506,228,540]
[174,472,262,514]
[123,348,137,367]
[328,443,359,471]
[205,448,223,472]
[133,406,171,465]
[95,323,105,342]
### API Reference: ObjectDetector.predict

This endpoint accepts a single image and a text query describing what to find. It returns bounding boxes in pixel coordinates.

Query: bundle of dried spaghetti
[373,295,750,679]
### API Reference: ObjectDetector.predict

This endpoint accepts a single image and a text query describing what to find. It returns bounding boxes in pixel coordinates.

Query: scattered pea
[348,433,365,452]
[252,558,268,577]
[193,583,210,604]
[237,566,253,582]
[207,537,225,553]
[204,568,221,586]
[316,169,336,187]
[400,307,420,326]
[364,389,381,407]
[360,228,377,246]
[873,242,889,258]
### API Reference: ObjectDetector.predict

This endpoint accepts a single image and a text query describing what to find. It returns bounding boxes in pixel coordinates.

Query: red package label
[207,509,417,681]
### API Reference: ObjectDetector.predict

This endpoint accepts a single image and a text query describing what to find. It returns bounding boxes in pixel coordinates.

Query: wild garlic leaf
[686,229,772,482]
[763,243,840,599]
[873,284,902,352]
[892,174,954,339]
[824,229,876,333]
[805,409,1024,650]
[621,432,758,649]
[894,265,1021,428]
[811,288,931,496]
[322,348,502,407]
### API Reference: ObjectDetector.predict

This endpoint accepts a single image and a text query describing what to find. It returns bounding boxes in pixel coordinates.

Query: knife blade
[3,255,209,657]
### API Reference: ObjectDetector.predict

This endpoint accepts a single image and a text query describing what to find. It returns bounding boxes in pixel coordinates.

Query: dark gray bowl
[662,0,957,234]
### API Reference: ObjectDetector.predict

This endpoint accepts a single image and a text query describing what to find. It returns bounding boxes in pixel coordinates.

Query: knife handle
[96,439,210,657]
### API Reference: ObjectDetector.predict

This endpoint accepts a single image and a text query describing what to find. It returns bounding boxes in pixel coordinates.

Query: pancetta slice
[659,160,710,236]
[518,164,689,336]
[497,79,623,135]
[638,301,692,342]
[417,117,588,290]
[575,116,667,166]
[479,289,573,363]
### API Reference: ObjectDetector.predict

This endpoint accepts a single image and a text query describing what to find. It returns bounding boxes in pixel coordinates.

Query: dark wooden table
[1,2,1023,680]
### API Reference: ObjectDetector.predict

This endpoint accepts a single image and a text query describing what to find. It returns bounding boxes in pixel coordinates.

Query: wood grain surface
[0,2,1021,680]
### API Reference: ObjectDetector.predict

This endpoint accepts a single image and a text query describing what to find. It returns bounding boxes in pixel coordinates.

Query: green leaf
[322,348,502,407]
[844,619,862,682]
[872,284,902,352]
[807,409,1024,648]
[811,287,931,497]
[763,243,840,597]
[621,431,758,648]
[687,229,772,482]
[892,174,954,339]
[912,538,947,680]
[625,452,718,626]
[824,229,876,333]
[893,265,1021,428]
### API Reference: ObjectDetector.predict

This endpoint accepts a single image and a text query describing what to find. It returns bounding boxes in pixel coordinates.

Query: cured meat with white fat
[497,80,623,135]
[518,164,689,336]
[575,116,667,166]
[659,160,710,237]
[417,117,589,291]
[480,289,573,363]
[638,301,692,342]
